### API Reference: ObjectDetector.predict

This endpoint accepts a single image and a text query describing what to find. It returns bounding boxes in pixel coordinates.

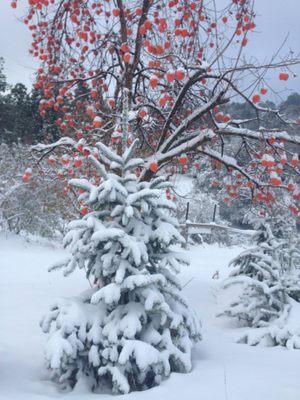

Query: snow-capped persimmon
[291,154,299,167]
[93,116,102,128]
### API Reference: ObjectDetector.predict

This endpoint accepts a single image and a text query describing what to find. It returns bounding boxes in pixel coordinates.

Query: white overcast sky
[1,0,300,98]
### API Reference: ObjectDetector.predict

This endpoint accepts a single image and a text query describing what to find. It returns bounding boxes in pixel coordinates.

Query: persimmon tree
[12,0,300,211]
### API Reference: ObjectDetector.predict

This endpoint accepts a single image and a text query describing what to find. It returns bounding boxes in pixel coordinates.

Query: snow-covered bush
[0,142,76,237]
[41,140,201,394]
[218,216,300,348]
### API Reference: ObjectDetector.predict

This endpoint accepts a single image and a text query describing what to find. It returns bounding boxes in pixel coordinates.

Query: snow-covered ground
[1,233,300,400]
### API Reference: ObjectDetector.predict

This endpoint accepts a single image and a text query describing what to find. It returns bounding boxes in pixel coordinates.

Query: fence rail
[180,222,255,246]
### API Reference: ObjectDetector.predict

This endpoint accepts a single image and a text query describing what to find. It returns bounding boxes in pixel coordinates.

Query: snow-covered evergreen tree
[218,216,300,349]
[220,221,289,326]
[41,139,201,394]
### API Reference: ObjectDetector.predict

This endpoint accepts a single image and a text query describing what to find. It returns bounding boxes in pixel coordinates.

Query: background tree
[0,57,8,93]
[0,58,60,144]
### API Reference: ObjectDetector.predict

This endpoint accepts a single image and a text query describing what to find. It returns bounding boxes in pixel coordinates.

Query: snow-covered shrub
[41,140,201,394]
[0,142,76,237]
[218,217,300,348]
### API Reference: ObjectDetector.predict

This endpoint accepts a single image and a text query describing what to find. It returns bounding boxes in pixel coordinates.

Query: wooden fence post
[212,204,217,222]
[183,202,190,249]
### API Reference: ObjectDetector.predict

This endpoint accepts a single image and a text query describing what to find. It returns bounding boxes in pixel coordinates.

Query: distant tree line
[225,93,300,133]
[0,58,59,145]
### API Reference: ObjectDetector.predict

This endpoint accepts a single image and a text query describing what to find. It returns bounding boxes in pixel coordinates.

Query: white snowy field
[1,233,300,400]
